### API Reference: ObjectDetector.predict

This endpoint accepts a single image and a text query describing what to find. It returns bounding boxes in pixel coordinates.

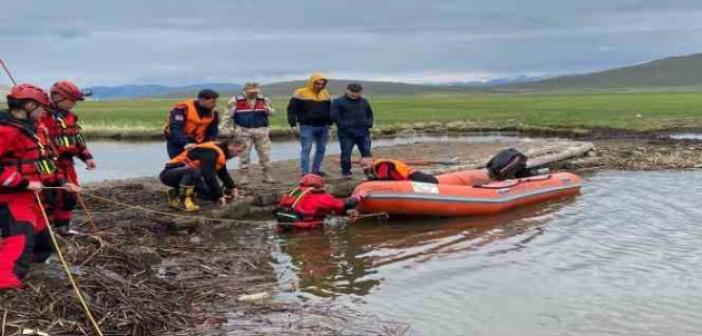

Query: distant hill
[257,79,474,97]
[447,75,545,88]
[87,80,477,100]
[88,52,702,99]
[87,83,242,100]
[501,53,702,91]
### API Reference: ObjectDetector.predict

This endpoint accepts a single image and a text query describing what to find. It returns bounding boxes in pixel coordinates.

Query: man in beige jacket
[227,82,276,184]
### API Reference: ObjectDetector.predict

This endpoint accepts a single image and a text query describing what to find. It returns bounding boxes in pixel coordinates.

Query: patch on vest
[411,182,439,194]
[174,115,184,121]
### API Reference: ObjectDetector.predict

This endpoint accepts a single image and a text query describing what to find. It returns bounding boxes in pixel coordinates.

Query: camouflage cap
[243,82,261,93]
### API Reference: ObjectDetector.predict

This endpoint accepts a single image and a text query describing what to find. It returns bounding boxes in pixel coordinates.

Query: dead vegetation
[1,136,701,335]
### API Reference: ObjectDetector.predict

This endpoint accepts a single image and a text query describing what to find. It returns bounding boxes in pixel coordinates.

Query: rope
[34,193,105,336]
[79,191,266,225]
[43,186,99,233]
[0,59,18,85]
[75,193,98,233]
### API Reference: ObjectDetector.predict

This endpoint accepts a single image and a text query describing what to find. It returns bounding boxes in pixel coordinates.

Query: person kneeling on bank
[160,139,244,211]
[274,174,364,229]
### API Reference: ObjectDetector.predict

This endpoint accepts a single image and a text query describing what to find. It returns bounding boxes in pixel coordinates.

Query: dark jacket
[177,148,235,199]
[331,95,373,136]
[167,101,220,147]
[287,73,332,127]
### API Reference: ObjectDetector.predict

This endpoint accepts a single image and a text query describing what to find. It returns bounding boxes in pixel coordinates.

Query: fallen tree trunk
[526,142,594,168]
[425,141,595,175]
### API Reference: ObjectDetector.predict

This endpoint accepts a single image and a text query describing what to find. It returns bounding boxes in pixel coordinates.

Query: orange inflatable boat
[352,171,582,217]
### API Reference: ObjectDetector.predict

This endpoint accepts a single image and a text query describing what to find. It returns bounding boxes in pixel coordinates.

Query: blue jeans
[339,133,372,175]
[299,125,329,174]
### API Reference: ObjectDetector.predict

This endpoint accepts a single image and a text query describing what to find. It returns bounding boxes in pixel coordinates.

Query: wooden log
[526,143,595,168]
[424,141,595,175]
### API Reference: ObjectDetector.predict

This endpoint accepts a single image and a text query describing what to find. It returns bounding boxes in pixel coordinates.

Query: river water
[79,134,522,183]
[273,170,702,335]
[81,137,702,335]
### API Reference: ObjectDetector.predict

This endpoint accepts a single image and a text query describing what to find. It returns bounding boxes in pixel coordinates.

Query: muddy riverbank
[1,136,701,335]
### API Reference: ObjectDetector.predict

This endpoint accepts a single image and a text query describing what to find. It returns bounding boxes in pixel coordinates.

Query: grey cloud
[2,0,702,86]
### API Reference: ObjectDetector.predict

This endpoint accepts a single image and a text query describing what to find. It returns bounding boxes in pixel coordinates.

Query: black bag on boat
[486,148,528,180]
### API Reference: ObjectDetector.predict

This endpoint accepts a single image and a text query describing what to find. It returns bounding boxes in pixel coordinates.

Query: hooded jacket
[287,73,332,127]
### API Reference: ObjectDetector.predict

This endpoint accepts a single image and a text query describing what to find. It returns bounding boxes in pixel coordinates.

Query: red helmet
[50,80,84,101]
[7,84,51,107]
[299,174,325,189]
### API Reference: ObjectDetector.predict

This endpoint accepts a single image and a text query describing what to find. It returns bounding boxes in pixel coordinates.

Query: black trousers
[159,167,217,200]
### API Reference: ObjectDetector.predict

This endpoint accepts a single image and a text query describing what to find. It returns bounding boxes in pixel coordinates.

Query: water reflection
[275,197,576,298]
[275,171,702,335]
[81,133,525,182]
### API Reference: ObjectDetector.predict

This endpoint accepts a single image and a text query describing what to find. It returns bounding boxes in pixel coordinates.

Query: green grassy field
[53,91,702,138]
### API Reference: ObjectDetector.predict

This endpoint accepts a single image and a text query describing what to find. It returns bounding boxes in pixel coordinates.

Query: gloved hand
[63,182,81,193]
[85,159,97,170]
[27,181,43,192]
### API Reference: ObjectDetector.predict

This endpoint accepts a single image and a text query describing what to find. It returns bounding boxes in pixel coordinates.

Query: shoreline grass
[8,91,702,139]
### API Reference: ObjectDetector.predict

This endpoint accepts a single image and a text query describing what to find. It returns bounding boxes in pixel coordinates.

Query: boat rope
[34,193,105,336]
[78,191,266,225]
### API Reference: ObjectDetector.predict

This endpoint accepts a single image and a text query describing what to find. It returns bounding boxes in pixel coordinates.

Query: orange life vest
[167,141,226,170]
[165,99,215,143]
[373,159,415,180]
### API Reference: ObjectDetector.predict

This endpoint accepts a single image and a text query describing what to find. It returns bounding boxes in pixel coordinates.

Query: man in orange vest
[360,149,533,185]
[360,158,439,183]
[159,139,244,211]
[164,89,220,158]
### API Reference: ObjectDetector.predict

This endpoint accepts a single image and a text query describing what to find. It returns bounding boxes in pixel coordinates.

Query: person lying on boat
[160,139,244,211]
[359,148,534,185]
[274,174,365,229]
[360,157,440,183]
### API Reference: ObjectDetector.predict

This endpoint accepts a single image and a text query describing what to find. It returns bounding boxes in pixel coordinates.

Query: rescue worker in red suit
[274,174,364,230]
[163,89,220,158]
[40,80,95,235]
[0,84,80,290]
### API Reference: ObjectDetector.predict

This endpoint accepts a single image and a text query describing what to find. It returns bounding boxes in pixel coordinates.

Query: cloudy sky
[3,0,702,86]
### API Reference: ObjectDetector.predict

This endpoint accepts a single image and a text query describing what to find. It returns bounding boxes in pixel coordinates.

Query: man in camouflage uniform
[227,82,275,184]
